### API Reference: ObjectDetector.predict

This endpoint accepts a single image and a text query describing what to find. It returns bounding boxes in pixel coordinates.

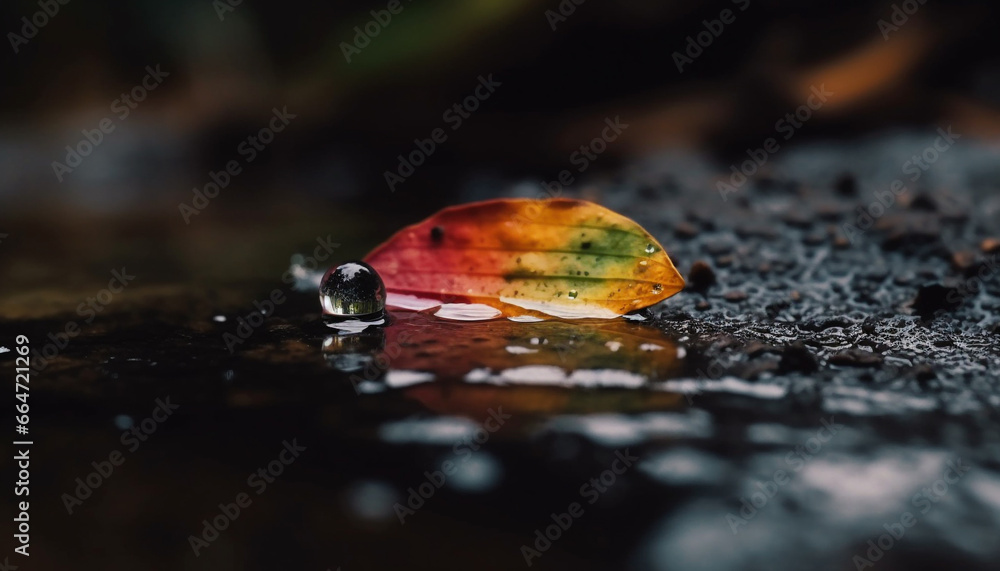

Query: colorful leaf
[364,198,685,318]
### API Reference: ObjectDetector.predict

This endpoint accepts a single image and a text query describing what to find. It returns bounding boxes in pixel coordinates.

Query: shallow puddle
[322,310,687,415]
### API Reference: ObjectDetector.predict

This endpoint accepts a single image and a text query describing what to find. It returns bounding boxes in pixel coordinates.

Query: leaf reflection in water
[323,311,685,415]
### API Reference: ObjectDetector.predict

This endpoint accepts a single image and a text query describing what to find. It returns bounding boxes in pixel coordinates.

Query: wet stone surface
[2,134,999,570]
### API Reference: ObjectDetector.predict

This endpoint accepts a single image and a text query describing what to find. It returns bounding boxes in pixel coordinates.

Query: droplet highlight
[320,261,387,318]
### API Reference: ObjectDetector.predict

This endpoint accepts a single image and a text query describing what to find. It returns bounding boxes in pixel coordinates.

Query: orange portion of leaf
[364,198,684,318]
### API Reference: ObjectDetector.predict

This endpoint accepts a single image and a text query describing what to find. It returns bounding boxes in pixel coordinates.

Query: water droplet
[320,261,386,318]
[645,243,656,254]
[653,283,663,293]
[568,290,578,299]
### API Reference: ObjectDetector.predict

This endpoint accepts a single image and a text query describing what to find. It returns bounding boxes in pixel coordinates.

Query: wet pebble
[816,203,848,220]
[803,233,826,246]
[782,211,813,228]
[834,172,857,196]
[744,341,780,358]
[674,222,699,240]
[912,283,962,317]
[687,260,716,291]
[910,193,938,211]
[911,364,936,382]
[829,348,884,368]
[779,341,819,374]
[882,226,942,252]
[723,291,748,302]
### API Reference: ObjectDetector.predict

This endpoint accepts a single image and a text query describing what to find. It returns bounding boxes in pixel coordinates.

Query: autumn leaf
[364,198,685,318]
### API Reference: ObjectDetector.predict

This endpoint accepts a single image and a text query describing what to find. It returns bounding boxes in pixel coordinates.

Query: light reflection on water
[322,309,689,416]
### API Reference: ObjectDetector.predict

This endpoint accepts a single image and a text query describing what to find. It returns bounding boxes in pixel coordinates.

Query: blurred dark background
[2,0,1000,312]
[4,3,1000,571]
[4,0,1000,210]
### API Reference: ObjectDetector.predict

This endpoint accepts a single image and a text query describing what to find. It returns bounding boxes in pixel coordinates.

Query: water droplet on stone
[320,261,386,318]
[568,290,578,299]
[645,243,656,254]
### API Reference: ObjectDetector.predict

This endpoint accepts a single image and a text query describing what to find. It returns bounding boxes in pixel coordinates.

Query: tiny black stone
[834,172,857,196]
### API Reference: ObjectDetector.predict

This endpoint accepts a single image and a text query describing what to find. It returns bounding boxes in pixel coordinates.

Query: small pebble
[911,364,936,382]
[674,222,699,239]
[912,283,961,317]
[779,342,818,374]
[803,233,826,246]
[834,173,857,196]
[882,226,941,252]
[723,291,748,302]
[950,251,977,273]
[829,349,884,368]
[981,238,1000,254]
[687,260,717,291]
[744,342,779,358]
[909,193,938,211]
[782,212,813,228]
